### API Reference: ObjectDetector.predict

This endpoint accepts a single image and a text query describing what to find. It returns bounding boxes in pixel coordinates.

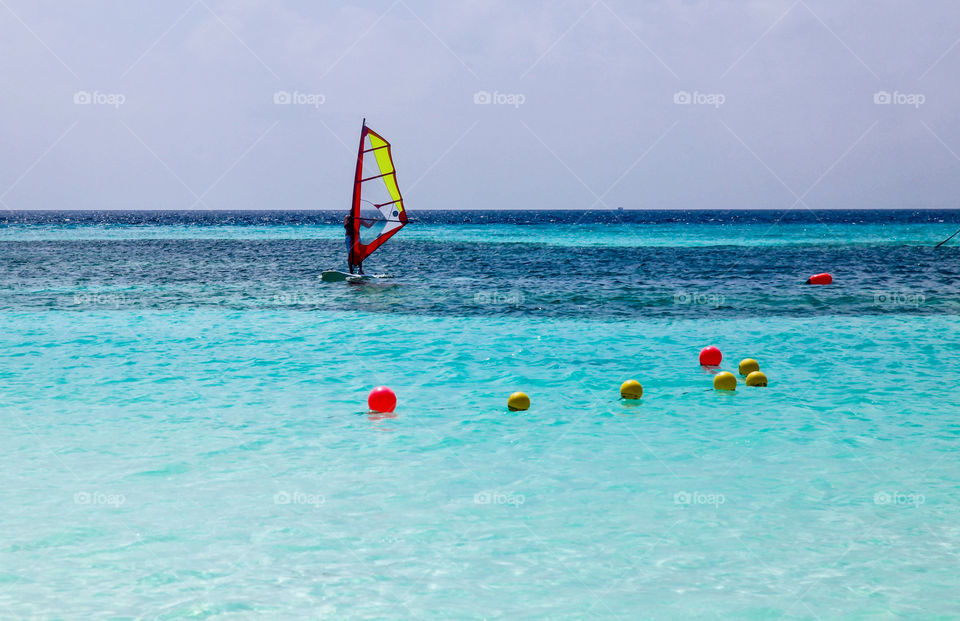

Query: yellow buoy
[713,372,737,391]
[739,358,760,376]
[620,379,643,400]
[507,392,530,411]
[745,371,768,387]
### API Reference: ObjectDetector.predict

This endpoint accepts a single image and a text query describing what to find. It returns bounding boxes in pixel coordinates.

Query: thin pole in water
[935,226,960,247]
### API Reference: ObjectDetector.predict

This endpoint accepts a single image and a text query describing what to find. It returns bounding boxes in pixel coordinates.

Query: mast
[349,119,367,265]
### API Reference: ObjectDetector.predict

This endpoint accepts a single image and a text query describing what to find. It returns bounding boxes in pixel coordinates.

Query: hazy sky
[1,0,958,210]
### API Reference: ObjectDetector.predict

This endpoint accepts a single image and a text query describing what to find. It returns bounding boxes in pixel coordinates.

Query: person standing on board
[344,215,358,274]
[344,215,367,274]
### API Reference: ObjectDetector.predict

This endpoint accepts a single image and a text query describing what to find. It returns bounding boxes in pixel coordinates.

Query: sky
[0,0,958,211]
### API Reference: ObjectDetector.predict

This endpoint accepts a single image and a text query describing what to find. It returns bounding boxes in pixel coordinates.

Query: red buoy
[367,386,397,413]
[806,273,833,285]
[699,346,722,366]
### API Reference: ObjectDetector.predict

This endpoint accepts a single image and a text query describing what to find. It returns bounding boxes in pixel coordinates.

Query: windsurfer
[345,215,373,274]
[344,215,361,274]
[325,122,407,282]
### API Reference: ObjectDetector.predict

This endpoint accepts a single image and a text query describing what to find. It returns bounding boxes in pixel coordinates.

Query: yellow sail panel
[367,131,404,213]
[350,123,409,264]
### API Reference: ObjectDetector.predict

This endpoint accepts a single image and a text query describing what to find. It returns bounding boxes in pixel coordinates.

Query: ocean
[1,209,959,619]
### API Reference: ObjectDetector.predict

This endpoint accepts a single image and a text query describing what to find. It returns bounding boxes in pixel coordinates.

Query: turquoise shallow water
[0,222,950,247]
[1,211,959,618]
[2,311,959,618]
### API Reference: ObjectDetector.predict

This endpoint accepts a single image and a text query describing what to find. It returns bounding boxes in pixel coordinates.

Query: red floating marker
[806,273,833,285]
[699,345,722,366]
[367,386,397,413]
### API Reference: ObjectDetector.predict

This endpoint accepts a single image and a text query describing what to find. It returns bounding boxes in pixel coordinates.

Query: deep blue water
[0,210,958,318]
[2,208,959,225]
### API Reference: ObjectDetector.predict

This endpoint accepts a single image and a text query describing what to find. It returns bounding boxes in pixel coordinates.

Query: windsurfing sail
[349,119,408,265]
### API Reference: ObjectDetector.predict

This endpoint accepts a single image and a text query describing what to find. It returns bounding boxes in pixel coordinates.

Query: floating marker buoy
[806,273,832,285]
[620,379,643,400]
[745,371,768,387]
[367,386,397,413]
[739,358,760,376]
[713,372,737,391]
[507,392,530,411]
[699,346,722,366]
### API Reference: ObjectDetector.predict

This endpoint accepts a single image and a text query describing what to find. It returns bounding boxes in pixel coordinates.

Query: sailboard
[321,119,408,282]
[319,271,373,283]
